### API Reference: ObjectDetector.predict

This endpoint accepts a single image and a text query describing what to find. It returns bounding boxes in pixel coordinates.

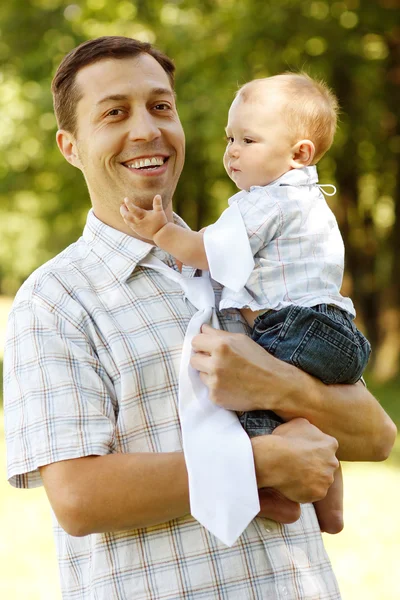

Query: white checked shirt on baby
[204,166,355,316]
[4,209,341,600]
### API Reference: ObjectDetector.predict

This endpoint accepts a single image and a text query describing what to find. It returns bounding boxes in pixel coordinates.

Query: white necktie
[139,254,260,546]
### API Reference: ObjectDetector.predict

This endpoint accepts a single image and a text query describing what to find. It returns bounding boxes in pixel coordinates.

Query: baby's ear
[290,140,315,169]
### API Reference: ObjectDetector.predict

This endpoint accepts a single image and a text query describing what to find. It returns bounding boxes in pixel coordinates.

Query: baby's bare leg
[313,463,344,534]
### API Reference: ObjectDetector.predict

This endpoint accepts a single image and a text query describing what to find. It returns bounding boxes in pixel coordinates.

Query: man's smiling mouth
[123,156,168,170]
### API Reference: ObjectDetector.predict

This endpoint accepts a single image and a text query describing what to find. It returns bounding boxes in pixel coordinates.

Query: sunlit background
[1,0,399,598]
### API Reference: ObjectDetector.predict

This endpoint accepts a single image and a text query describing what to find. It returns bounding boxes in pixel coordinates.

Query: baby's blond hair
[237,72,339,163]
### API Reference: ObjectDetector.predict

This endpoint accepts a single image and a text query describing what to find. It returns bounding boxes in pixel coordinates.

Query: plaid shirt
[217,166,355,316]
[4,209,341,600]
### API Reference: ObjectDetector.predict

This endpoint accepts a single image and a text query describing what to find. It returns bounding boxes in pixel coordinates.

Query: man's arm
[39,452,190,536]
[191,325,397,461]
[120,195,209,269]
[39,417,338,536]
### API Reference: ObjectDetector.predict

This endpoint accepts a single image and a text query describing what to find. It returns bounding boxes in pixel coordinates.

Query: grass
[1,296,399,599]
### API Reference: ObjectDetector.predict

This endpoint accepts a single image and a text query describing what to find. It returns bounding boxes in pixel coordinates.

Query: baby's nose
[228,143,239,157]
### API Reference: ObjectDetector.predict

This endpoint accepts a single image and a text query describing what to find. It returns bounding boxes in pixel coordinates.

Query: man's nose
[128,109,161,142]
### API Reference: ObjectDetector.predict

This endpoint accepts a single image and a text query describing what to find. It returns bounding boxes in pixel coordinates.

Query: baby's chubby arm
[121,195,209,270]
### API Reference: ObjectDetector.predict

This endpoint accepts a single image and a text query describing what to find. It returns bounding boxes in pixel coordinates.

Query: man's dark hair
[51,36,176,135]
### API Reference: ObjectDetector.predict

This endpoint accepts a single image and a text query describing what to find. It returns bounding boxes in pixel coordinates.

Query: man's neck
[92,202,175,241]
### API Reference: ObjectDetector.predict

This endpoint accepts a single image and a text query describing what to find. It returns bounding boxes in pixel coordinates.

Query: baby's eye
[225,135,234,143]
[243,138,254,144]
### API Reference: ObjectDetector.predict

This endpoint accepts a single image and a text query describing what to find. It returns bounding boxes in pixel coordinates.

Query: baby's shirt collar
[264,165,319,188]
[228,166,319,205]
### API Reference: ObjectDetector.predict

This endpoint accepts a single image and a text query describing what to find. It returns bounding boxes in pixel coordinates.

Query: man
[4,37,396,599]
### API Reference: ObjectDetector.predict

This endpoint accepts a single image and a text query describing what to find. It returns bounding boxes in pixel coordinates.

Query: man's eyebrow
[95,88,176,107]
[151,87,176,99]
[95,94,129,107]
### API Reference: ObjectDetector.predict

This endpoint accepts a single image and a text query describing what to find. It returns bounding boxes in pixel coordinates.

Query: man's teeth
[126,157,165,169]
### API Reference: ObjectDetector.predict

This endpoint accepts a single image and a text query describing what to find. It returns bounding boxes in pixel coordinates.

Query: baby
[120,72,371,534]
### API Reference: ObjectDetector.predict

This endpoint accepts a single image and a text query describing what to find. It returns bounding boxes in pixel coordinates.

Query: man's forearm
[190,326,397,463]
[41,421,342,536]
[271,363,397,461]
[40,451,190,536]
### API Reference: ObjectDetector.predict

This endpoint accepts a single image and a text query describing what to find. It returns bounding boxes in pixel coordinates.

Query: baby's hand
[120,195,168,241]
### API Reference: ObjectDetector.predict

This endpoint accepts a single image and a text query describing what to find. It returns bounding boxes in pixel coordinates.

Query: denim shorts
[239,410,283,438]
[251,303,371,385]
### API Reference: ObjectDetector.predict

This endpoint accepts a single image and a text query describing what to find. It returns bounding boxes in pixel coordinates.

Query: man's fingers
[198,371,210,386]
[200,324,229,336]
[153,195,163,211]
[191,333,220,354]
[258,488,301,524]
[190,351,211,374]
[191,325,231,353]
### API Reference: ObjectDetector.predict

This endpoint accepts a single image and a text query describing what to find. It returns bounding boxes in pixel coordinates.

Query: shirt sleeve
[4,289,117,488]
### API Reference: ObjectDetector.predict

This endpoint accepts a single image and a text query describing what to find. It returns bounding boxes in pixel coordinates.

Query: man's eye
[107,109,123,117]
[154,103,171,110]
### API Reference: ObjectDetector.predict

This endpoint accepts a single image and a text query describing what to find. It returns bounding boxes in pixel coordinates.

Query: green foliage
[364,373,400,467]
[365,375,400,429]
[0,0,399,375]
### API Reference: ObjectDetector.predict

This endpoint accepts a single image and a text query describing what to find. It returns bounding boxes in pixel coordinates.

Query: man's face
[223,88,293,191]
[60,54,185,229]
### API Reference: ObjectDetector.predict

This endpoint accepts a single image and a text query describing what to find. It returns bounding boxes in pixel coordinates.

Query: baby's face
[223,88,294,191]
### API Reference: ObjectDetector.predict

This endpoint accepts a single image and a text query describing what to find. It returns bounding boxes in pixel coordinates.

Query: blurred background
[0,0,399,598]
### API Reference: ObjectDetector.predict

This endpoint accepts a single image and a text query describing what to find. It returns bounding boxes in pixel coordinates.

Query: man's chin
[130,195,166,211]
[126,189,173,212]
[128,196,155,210]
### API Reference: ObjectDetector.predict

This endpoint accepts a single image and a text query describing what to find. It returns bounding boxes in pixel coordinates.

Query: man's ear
[289,139,315,169]
[56,130,82,170]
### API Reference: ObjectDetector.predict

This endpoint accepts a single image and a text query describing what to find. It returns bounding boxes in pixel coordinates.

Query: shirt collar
[228,166,319,205]
[264,165,319,188]
[82,208,188,283]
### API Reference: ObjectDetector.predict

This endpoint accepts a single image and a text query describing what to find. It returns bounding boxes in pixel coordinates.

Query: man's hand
[313,464,344,534]
[190,324,296,413]
[120,194,168,241]
[190,325,397,462]
[258,488,301,523]
[252,418,339,504]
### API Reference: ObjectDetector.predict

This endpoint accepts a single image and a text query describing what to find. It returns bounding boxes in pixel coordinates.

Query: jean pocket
[291,318,358,384]
[252,321,284,353]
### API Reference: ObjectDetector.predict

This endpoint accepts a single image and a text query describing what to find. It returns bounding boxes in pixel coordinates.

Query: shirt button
[280,585,288,596]
[264,519,276,533]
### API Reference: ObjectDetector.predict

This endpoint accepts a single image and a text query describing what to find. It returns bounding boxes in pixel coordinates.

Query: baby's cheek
[222,151,229,172]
